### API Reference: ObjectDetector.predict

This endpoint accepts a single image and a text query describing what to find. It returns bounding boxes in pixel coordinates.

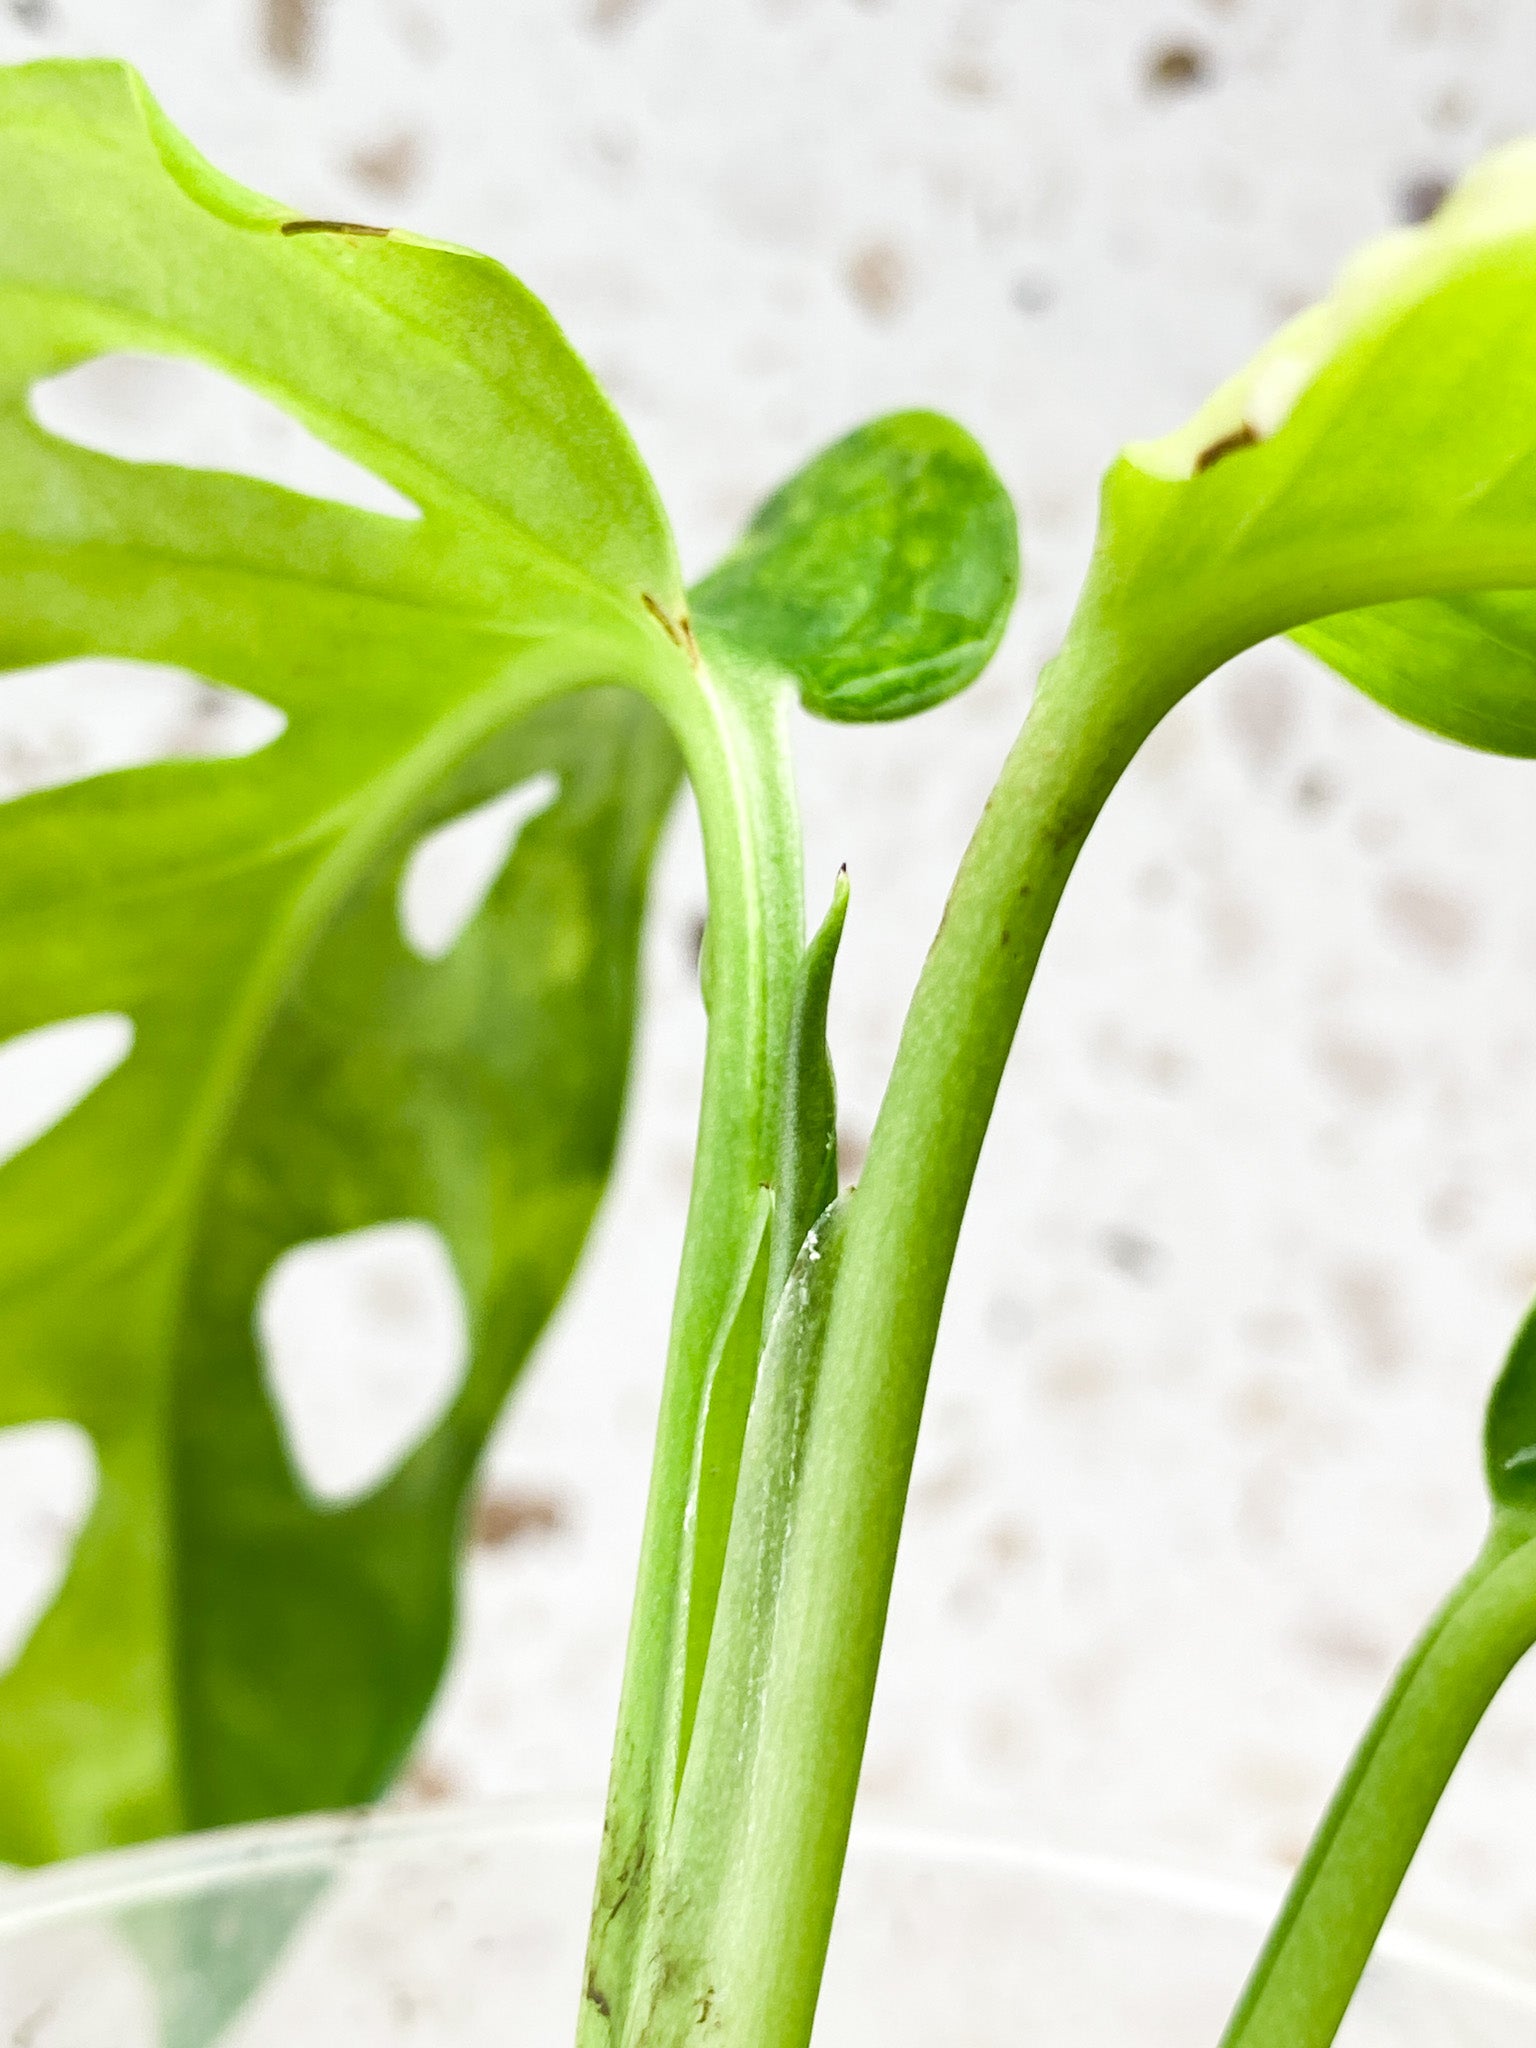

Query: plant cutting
[7,50,1536,2048]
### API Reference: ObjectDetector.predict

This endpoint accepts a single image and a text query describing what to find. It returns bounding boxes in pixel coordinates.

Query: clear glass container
[0,1799,1532,2047]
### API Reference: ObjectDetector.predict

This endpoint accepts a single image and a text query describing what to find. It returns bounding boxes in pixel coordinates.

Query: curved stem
[588,438,1536,2048]
[1220,1512,1536,2048]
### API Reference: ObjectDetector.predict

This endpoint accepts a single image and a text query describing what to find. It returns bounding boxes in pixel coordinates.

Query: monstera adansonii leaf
[0,57,708,1864]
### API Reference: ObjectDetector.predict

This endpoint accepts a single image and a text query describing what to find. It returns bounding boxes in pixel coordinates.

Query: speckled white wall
[5,0,1536,1955]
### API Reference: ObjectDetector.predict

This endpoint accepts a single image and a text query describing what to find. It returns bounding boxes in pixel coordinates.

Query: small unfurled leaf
[766,871,849,1312]
[690,412,1018,723]
[1485,1300,1536,1512]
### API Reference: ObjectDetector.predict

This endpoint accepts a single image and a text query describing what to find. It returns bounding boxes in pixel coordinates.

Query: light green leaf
[1295,592,1536,758]
[1055,138,1536,751]
[0,56,697,1862]
[689,411,1018,723]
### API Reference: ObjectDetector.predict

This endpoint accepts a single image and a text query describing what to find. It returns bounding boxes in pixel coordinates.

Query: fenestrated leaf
[689,411,1018,723]
[172,692,678,1827]
[0,57,697,1861]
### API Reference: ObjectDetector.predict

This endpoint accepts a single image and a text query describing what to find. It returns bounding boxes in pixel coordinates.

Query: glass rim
[1,1794,1533,2015]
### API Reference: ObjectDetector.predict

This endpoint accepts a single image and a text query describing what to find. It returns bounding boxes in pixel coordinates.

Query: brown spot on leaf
[472,1487,568,1546]
[1194,422,1259,472]
[281,218,391,238]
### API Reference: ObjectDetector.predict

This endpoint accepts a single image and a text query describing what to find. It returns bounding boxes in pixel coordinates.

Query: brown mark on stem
[642,592,701,666]
[584,1973,611,2019]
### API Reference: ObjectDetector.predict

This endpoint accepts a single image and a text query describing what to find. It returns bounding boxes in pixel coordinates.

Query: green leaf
[1049,138,1536,763]
[0,57,698,1861]
[689,411,1018,723]
[1485,1299,1536,1512]
[1296,591,1536,758]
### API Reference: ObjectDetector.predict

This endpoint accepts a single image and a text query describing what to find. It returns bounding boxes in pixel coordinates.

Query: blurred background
[4,0,1536,1950]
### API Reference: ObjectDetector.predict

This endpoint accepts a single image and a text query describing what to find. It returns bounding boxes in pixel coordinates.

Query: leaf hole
[257,1220,470,1507]
[0,1014,134,1172]
[398,773,560,961]
[30,353,420,520]
[0,1421,98,1676]
[0,658,285,803]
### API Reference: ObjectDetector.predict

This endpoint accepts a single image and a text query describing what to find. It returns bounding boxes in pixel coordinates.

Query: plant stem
[579,641,805,2048]
[621,603,1209,2048]
[1219,1510,1536,2048]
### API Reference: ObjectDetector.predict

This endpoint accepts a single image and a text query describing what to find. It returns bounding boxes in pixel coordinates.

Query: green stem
[594,446,1536,2048]
[579,641,805,2047]
[1220,1511,1536,2048]
[620,607,1208,2048]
